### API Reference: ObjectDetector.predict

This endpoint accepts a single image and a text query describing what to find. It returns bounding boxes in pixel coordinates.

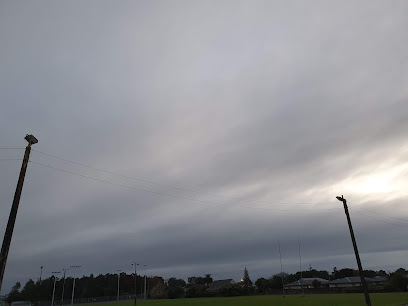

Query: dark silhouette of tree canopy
[5,266,407,302]
[312,279,321,288]
[168,277,186,288]
[243,267,252,286]
[188,276,207,286]
[205,274,213,285]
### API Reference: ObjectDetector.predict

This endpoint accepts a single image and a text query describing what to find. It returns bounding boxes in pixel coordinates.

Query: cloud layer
[1,0,408,294]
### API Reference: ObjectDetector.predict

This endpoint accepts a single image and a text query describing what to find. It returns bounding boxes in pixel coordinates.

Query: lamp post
[61,268,69,306]
[336,195,371,306]
[51,272,61,306]
[0,134,38,292]
[117,270,121,302]
[278,240,285,295]
[298,236,304,295]
[143,265,147,300]
[131,262,139,305]
[70,265,81,306]
[39,266,43,284]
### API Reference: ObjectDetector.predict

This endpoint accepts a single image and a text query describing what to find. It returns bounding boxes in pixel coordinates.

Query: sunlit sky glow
[1,0,408,294]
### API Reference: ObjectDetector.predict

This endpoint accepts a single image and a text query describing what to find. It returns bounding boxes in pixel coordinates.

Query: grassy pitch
[99,293,408,306]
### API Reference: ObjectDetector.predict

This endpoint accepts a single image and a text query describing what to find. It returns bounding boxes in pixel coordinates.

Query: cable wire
[31,149,337,208]
[350,207,408,227]
[351,205,408,223]
[28,150,408,219]
[29,160,339,212]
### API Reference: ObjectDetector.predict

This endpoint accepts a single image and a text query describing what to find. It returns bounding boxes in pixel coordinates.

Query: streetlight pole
[278,240,285,295]
[298,236,304,295]
[336,195,371,306]
[143,265,147,300]
[70,265,81,306]
[0,134,38,293]
[61,268,69,306]
[117,270,121,302]
[131,262,139,306]
[51,272,61,306]
[39,266,43,284]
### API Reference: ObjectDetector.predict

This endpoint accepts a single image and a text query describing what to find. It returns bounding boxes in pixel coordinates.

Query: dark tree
[363,270,377,278]
[243,267,252,286]
[312,279,321,288]
[205,274,213,285]
[187,276,207,286]
[20,279,36,301]
[332,268,355,279]
[270,274,284,289]
[219,283,243,297]
[167,286,184,299]
[168,277,186,288]
[385,269,408,292]
[186,285,207,298]
[255,277,273,294]
[7,282,22,303]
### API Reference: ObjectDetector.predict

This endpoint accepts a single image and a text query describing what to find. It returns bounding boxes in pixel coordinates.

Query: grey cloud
[1,0,408,294]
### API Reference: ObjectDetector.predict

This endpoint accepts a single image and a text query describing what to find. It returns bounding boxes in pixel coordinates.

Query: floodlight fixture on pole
[336,195,371,306]
[70,265,81,306]
[0,134,38,293]
[143,265,147,300]
[61,268,69,306]
[278,240,285,295]
[117,270,121,302]
[298,236,304,295]
[131,262,139,305]
[39,266,44,284]
[51,271,61,306]
[24,134,38,146]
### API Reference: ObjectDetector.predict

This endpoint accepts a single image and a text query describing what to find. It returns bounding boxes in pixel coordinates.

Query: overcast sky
[1,0,408,294]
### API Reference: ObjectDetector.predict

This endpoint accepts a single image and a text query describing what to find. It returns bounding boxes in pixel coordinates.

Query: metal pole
[117,270,121,302]
[52,277,58,306]
[0,135,37,292]
[40,266,43,284]
[51,273,60,306]
[144,265,147,300]
[298,236,304,295]
[337,195,371,306]
[132,263,138,305]
[70,266,80,306]
[140,275,143,299]
[71,271,76,306]
[51,272,61,306]
[61,268,68,306]
[278,240,285,295]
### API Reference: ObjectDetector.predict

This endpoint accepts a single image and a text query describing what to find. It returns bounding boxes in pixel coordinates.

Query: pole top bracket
[25,134,38,146]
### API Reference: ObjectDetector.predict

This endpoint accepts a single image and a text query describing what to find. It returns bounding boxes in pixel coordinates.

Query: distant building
[207,279,235,291]
[329,276,386,289]
[371,276,387,286]
[284,278,329,290]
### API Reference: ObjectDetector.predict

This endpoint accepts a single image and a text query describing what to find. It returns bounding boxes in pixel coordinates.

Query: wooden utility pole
[0,134,38,293]
[336,195,371,306]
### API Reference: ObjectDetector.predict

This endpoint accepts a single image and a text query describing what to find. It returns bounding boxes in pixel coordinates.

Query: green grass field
[94,293,408,306]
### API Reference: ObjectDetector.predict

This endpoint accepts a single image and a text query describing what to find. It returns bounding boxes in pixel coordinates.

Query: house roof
[372,276,387,282]
[329,277,376,284]
[284,278,329,287]
[208,279,234,290]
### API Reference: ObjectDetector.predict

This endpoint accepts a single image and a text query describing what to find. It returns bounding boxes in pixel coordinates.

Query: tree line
[5,266,407,303]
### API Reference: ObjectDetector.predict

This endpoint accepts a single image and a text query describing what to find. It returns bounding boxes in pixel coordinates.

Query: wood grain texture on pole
[0,143,32,292]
